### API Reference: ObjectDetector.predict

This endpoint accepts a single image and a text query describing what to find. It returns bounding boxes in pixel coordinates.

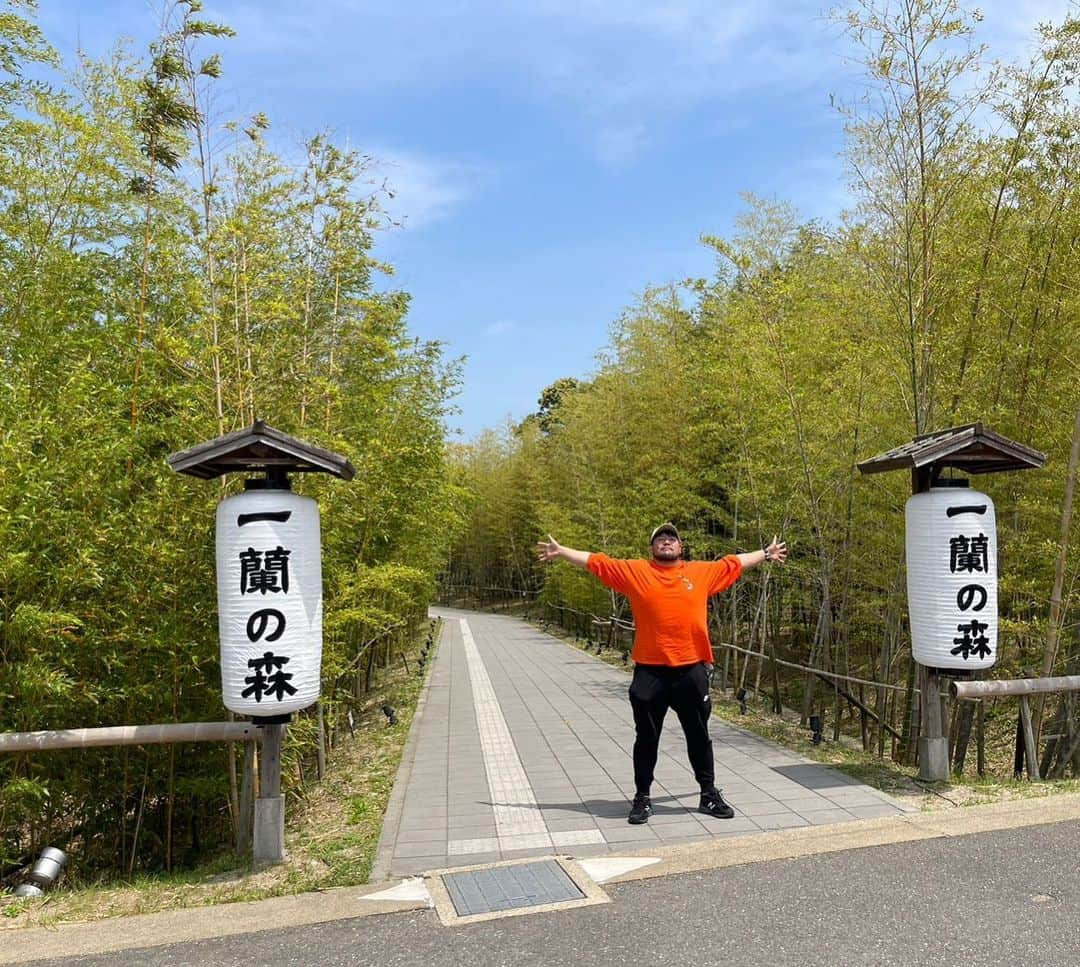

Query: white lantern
[215,489,323,715]
[905,487,997,671]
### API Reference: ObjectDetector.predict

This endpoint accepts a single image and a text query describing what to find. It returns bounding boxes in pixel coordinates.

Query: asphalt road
[26,819,1080,967]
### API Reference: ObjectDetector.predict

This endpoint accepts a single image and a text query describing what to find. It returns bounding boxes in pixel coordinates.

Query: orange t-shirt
[586,554,742,666]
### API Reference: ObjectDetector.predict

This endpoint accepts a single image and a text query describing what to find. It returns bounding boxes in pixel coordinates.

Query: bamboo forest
[1,0,1079,886]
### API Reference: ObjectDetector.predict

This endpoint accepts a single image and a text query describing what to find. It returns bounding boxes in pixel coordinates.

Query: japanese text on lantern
[947,503,990,661]
[237,513,297,703]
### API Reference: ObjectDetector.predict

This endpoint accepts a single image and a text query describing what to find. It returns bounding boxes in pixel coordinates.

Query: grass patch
[2,619,443,930]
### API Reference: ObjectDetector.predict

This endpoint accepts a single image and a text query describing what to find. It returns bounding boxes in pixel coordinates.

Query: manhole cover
[428,857,608,926]
[444,860,583,915]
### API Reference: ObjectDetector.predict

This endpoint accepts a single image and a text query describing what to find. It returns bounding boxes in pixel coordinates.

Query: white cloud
[85,0,1078,171]
[56,1,1080,118]
[218,0,845,118]
[368,149,490,229]
[483,320,516,336]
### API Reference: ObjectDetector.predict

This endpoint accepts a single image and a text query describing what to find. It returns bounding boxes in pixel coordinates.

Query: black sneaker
[699,787,735,819]
[627,794,652,824]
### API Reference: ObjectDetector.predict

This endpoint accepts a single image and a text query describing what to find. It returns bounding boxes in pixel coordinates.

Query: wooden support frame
[809,670,905,743]
[0,721,279,861]
[951,676,1080,781]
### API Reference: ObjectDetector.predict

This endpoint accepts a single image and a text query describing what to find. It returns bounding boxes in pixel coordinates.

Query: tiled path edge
[370,617,446,881]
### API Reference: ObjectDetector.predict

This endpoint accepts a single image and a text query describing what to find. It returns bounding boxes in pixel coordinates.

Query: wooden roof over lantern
[857,423,1045,478]
[167,421,355,481]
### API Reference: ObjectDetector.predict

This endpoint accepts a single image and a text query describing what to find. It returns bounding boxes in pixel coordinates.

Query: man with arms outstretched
[536,523,787,824]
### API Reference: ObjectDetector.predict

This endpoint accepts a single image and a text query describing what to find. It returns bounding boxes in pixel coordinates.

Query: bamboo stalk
[1034,403,1080,742]
[316,701,326,781]
[128,755,150,875]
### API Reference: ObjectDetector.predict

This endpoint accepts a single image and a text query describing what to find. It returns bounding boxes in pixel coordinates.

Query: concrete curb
[4,792,1079,963]
[605,790,1080,884]
[0,882,431,964]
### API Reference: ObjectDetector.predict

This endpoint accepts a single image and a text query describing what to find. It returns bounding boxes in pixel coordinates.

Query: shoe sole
[628,811,652,825]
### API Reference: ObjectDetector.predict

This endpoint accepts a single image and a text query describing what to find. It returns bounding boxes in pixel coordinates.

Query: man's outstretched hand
[766,535,788,564]
[536,536,591,570]
[536,535,563,564]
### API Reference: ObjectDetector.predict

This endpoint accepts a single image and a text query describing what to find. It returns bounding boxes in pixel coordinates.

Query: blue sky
[38,0,1071,439]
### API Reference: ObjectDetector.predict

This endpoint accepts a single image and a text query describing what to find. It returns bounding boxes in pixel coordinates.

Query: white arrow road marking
[360,877,433,905]
[578,856,662,883]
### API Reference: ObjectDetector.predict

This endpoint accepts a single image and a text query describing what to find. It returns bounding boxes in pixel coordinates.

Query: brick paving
[373,607,916,878]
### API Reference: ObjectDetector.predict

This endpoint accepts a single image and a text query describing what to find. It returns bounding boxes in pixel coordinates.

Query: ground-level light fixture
[11,847,66,899]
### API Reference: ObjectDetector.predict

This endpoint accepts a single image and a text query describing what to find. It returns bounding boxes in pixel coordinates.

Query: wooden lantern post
[858,424,1045,781]
[168,421,354,861]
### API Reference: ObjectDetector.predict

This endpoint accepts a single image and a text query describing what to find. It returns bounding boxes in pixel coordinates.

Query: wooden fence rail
[949,676,1080,700]
[0,722,259,753]
[950,676,1080,781]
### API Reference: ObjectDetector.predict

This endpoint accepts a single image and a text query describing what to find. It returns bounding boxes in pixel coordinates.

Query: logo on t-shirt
[680,575,694,593]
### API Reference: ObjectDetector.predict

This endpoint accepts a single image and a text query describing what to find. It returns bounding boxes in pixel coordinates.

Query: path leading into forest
[373,607,914,877]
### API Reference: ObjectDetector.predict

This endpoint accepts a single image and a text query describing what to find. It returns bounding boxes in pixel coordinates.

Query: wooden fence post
[976,700,986,777]
[316,701,326,781]
[1019,696,1041,781]
[237,740,255,853]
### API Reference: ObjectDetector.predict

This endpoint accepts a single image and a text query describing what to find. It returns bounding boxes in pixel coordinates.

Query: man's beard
[652,547,680,562]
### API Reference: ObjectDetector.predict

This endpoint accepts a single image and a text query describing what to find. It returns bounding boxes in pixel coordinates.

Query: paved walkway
[374,607,916,877]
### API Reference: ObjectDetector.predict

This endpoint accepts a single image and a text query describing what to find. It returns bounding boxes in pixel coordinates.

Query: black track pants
[628,662,714,796]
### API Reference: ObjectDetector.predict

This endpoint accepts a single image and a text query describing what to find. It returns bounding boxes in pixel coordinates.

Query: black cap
[649,522,680,543]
